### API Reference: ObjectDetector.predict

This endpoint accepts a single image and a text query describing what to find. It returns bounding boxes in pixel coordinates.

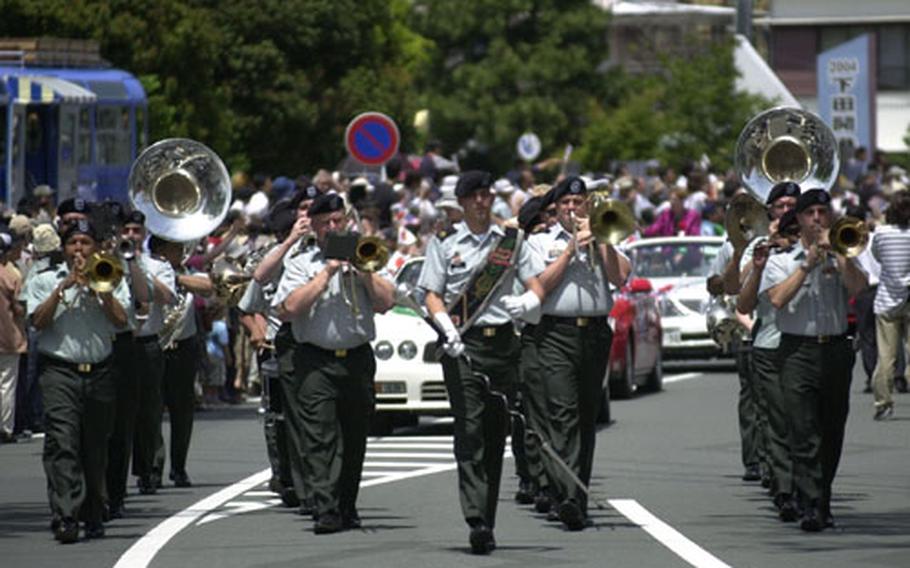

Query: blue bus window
[60,110,76,166]
[78,108,91,166]
[136,107,147,151]
[96,106,130,165]
[26,111,42,154]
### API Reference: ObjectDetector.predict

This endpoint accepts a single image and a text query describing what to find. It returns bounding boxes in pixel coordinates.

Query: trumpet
[829,216,869,258]
[84,251,125,293]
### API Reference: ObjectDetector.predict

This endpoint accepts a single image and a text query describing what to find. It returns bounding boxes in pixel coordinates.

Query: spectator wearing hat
[417,170,545,553]
[0,231,26,444]
[527,176,630,531]
[24,219,131,542]
[272,192,395,534]
[642,188,701,238]
[760,188,867,532]
[32,185,56,224]
[491,178,515,225]
[735,182,802,519]
[434,176,464,234]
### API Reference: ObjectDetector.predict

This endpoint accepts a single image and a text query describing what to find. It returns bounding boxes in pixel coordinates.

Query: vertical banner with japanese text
[817,34,877,160]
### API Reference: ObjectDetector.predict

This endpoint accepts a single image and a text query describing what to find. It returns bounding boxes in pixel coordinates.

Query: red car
[605,277,664,406]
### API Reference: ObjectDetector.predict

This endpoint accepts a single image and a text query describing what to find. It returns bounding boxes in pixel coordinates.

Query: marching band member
[528,176,630,531]
[151,236,213,488]
[121,212,177,495]
[273,192,395,534]
[417,171,544,554]
[737,189,802,521]
[25,220,131,542]
[760,189,867,531]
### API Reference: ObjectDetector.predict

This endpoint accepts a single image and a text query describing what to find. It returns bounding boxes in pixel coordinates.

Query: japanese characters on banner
[816,34,877,159]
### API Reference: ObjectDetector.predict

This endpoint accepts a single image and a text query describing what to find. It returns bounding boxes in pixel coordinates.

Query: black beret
[518,196,545,232]
[308,192,345,217]
[550,176,587,203]
[540,188,557,210]
[103,200,126,224]
[57,197,92,216]
[766,181,801,205]
[61,219,98,243]
[124,210,146,226]
[795,189,831,213]
[268,198,297,237]
[454,170,493,198]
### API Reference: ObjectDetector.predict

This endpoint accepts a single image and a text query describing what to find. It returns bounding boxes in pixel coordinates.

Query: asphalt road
[1,363,908,568]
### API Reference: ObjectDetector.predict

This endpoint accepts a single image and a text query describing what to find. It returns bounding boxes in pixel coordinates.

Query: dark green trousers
[40,356,115,524]
[275,324,312,502]
[440,323,520,528]
[778,334,853,513]
[752,346,792,498]
[735,340,766,470]
[107,332,137,504]
[536,316,611,513]
[294,342,374,517]
[154,337,198,477]
[519,325,547,493]
[131,337,164,480]
[260,353,290,486]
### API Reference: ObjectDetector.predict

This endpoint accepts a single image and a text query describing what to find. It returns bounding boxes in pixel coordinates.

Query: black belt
[781,333,848,345]
[134,334,159,344]
[464,322,514,338]
[300,342,370,359]
[41,354,113,374]
[541,315,608,328]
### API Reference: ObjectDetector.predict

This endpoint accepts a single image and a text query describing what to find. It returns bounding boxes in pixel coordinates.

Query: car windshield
[627,241,722,278]
[395,258,427,307]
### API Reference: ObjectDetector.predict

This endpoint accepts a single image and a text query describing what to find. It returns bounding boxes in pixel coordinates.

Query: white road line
[113,468,272,568]
[663,372,703,384]
[360,464,456,488]
[369,435,453,442]
[609,499,731,568]
[368,442,453,449]
[365,451,453,459]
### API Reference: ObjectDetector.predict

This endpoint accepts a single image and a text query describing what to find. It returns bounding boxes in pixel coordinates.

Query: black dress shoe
[268,475,283,494]
[800,507,824,532]
[741,465,761,482]
[50,514,62,532]
[534,492,553,514]
[342,509,362,529]
[297,498,315,517]
[895,376,908,393]
[313,512,343,535]
[280,487,299,507]
[469,524,495,555]
[824,512,836,528]
[153,473,164,489]
[170,471,193,488]
[558,500,586,531]
[109,500,125,520]
[514,480,536,505]
[84,521,105,539]
[54,518,79,544]
[0,432,18,444]
[138,476,157,495]
[778,498,799,523]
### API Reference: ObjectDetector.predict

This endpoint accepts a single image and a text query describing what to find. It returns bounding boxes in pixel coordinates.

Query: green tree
[409,0,613,173]
[578,39,770,172]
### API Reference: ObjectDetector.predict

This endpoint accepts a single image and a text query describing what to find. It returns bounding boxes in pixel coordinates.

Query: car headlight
[375,340,394,360]
[398,340,419,360]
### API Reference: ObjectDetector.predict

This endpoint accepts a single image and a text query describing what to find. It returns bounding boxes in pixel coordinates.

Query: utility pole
[736,0,753,43]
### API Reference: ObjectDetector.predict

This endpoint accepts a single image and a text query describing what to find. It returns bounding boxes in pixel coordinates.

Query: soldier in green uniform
[25,220,131,542]
[736,183,802,522]
[152,236,213,488]
[760,189,867,531]
[417,171,544,554]
[273,192,395,534]
[527,176,630,531]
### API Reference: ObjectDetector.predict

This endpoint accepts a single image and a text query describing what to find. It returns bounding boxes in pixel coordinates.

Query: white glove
[501,291,541,320]
[433,312,465,358]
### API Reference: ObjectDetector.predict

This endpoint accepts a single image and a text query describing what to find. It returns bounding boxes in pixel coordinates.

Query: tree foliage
[0,1,771,176]
[577,40,770,172]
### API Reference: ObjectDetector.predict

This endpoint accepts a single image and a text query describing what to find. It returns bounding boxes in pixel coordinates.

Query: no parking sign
[345,112,400,166]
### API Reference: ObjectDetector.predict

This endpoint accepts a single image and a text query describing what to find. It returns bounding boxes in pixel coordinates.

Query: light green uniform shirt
[135,254,177,337]
[741,238,781,349]
[25,264,132,363]
[760,241,850,336]
[272,247,388,349]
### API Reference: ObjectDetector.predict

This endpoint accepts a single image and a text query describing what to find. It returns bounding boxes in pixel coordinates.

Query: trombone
[339,205,390,314]
[569,191,636,268]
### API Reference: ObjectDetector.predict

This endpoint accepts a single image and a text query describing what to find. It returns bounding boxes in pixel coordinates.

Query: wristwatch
[799,261,814,272]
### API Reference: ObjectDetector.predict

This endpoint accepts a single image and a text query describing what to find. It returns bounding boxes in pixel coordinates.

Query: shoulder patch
[436,229,455,241]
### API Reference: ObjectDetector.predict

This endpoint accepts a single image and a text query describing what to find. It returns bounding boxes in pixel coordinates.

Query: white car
[620,236,727,359]
[371,258,447,433]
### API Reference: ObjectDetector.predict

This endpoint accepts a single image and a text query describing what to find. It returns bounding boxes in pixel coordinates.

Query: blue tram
[1,61,147,209]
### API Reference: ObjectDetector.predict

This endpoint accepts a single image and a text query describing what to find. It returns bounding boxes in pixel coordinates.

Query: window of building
[60,109,76,166]
[78,108,92,165]
[879,25,909,90]
[95,105,131,165]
